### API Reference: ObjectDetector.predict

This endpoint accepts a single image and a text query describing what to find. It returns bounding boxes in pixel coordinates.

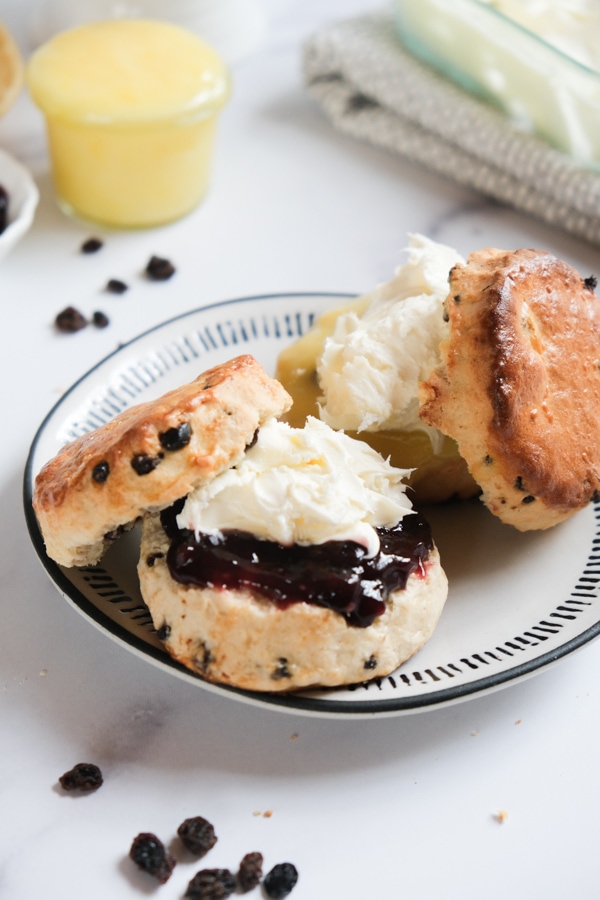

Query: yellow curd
[26,20,230,227]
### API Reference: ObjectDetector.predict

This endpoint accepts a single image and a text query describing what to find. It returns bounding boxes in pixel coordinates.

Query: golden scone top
[33,355,292,567]
[420,247,600,530]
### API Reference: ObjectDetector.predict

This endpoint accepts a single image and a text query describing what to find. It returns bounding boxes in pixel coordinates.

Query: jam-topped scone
[419,247,600,530]
[33,356,448,692]
[138,416,447,692]
[33,355,291,567]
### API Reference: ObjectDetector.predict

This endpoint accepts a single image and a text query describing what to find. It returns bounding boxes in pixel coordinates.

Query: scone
[139,512,447,693]
[33,355,448,692]
[138,416,448,692]
[277,235,600,530]
[33,355,291,567]
[420,247,600,530]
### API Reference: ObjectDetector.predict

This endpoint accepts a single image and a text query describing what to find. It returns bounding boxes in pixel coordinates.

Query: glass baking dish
[393,0,600,167]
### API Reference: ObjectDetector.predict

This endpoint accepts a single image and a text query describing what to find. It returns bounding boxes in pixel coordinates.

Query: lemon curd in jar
[26,20,230,227]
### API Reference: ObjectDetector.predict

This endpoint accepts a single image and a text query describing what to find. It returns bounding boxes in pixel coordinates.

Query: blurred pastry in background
[0,20,23,118]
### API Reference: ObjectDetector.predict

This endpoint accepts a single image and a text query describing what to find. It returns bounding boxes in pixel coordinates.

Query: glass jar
[27,19,230,228]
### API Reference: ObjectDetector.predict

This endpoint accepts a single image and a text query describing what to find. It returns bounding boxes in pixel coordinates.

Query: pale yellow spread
[27,20,230,227]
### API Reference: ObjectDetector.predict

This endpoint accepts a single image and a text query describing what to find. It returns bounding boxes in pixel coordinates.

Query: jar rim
[27,19,230,124]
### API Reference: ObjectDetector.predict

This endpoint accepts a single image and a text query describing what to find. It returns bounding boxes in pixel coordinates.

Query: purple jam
[160,504,433,628]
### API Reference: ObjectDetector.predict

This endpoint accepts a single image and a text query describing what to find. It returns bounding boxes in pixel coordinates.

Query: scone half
[33,355,292,567]
[138,509,448,693]
[420,248,600,530]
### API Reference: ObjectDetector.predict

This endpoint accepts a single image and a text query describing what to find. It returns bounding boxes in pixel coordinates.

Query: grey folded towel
[304,12,600,247]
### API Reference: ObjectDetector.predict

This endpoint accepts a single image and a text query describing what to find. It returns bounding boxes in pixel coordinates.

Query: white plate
[23,292,600,718]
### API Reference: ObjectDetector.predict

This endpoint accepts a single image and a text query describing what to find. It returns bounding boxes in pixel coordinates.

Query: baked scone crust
[419,248,600,530]
[33,355,292,567]
[138,512,448,692]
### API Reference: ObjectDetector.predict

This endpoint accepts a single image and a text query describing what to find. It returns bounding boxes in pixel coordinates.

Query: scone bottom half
[138,510,448,693]
[420,248,600,530]
[32,355,292,568]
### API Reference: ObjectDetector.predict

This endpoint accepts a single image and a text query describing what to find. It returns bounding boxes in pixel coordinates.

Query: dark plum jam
[160,504,433,628]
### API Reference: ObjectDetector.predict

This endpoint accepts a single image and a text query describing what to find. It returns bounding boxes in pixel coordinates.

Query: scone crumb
[515,719,522,725]
[263,810,273,818]
[290,733,298,741]
[494,809,509,824]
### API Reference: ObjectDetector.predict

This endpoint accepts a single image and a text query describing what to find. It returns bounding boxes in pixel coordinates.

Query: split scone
[33,355,448,692]
[276,236,600,529]
[420,247,600,530]
[33,355,291,567]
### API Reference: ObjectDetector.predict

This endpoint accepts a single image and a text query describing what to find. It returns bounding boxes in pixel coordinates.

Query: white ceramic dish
[23,293,600,718]
[0,148,39,259]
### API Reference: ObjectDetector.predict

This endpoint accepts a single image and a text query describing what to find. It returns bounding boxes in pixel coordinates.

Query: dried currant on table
[177,815,218,857]
[185,868,236,899]
[92,310,110,328]
[263,862,299,899]
[129,832,176,884]
[146,255,176,280]
[58,762,103,792]
[237,851,263,893]
[105,278,128,294]
[55,306,88,333]
[80,237,103,253]
[0,184,8,234]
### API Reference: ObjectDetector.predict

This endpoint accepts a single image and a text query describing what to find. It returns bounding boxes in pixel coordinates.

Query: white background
[1,2,599,898]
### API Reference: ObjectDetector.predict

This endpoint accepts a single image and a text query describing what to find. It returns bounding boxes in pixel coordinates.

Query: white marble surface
[2,2,600,898]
